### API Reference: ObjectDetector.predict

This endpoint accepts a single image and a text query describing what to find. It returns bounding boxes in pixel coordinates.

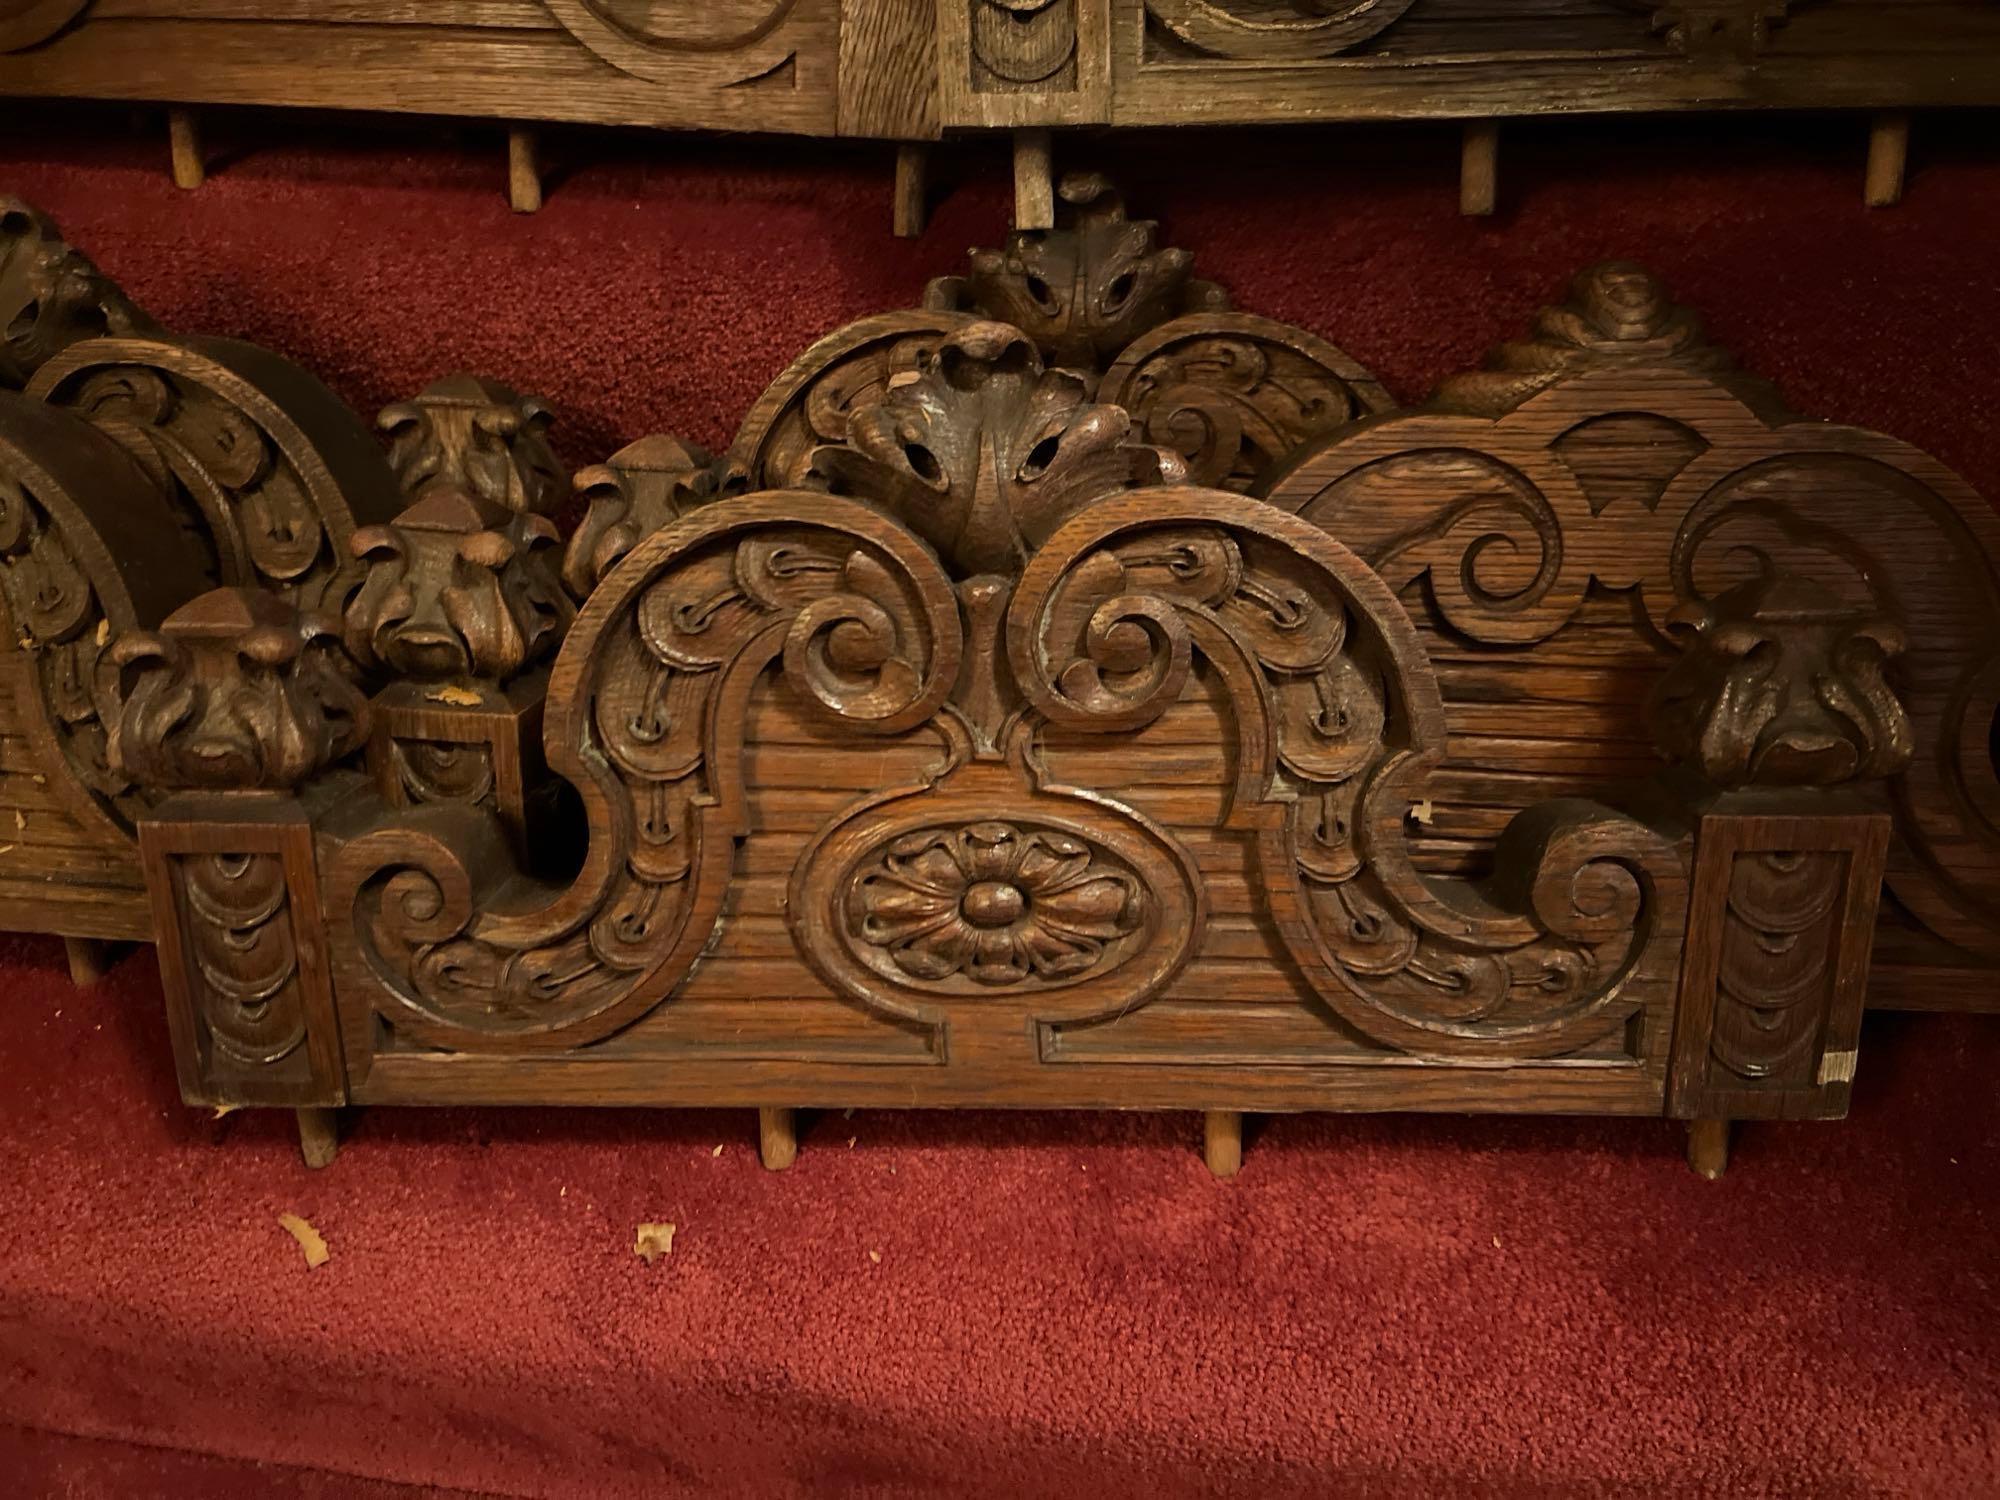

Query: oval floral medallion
[850,821,1145,986]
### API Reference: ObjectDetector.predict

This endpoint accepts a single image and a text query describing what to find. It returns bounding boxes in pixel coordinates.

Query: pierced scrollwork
[0,195,149,389]
[562,434,750,599]
[344,489,573,686]
[104,587,371,793]
[807,321,1183,578]
[1009,488,1683,1058]
[925,173,1227,371]
[1650,569,1914,789]
[327,493,963,1050]
[378,373,566,517]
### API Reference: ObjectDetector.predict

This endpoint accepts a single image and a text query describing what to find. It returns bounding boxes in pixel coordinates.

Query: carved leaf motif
[105,587,371,793]
[924,174,1228,371]
[0,195,148,388]
[848,820,1145,986]
[378,373,567,517]
[1143,0,1417,59]
[808,321,1183,578]
[1712,848,1843,1081]
[562,434,750,599]
[1649,570,1915,789]
[345,489,573,686]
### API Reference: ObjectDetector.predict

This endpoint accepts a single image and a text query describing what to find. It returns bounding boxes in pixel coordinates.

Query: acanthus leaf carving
[806,320,1184,578]
[562,434,750,599]
[378,373,567,517]
[344,488,573,686]
[925,173,1227,370]
[105,586,371,793]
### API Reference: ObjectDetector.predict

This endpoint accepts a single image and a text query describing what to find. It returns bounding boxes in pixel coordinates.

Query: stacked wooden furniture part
[4,180,1995,1179]
[2,3,1995,216]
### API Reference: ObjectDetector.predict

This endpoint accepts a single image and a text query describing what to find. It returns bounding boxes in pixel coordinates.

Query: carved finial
[924,173,1228,370]
[1433,262,1749,416]
[807,321,1184,578]
[344,489,573,685]
[377,374,566,516]
[1649,569,1914,789]
[0,197,150,390]
[104,587,369,792]
[560,434,751,599]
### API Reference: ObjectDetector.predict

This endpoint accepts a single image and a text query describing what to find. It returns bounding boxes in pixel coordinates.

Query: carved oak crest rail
[0,181,1989,1176]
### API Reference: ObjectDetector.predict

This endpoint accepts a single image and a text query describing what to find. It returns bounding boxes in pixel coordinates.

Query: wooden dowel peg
[1204,1110,1243,1179]
[168,107,204,191]
[893,142,929,239]
[508,126,543,214]
[1460,120,1499,217]
[63,936,114,988]
[758,1106,797,1171]
[1865,111,1910,208]
[1013,128,1054,231]
[296,1106,340,1170]
[1686,1118,1731,1180]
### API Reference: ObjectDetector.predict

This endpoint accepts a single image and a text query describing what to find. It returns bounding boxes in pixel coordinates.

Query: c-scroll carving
[1007,487,1685,1059]
[1142,0,1417,60]
[0,194,149,389]
[325,492,963,1053]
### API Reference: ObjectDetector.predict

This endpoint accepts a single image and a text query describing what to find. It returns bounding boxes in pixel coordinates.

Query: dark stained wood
[1262,259,2000,1014]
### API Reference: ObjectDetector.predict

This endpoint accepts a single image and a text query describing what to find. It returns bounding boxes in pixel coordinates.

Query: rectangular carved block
[1669,802,1892,1122]
[140,790,346,1109]
[366,678,548,860]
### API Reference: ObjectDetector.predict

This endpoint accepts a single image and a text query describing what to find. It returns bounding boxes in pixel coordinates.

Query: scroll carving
[105,587,370,793]
[1142,0,1417,60]
[0,195,148,389]
[378,374,566,517]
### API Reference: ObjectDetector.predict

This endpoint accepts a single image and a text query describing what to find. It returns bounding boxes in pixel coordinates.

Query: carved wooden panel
[1110,1,2000,126]
[1669,806,1890,1121]
[1262,262,2000,1007]
[938,0,1113,126]
[0,1,844,136]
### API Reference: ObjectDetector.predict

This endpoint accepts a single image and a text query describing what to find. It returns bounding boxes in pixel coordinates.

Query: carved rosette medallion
[176,850,308,1067]
[793,744,1202,1023]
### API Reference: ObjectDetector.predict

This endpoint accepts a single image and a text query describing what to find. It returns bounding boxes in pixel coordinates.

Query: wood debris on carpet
[633,1223,676,1264]
[277,1213,329,1270]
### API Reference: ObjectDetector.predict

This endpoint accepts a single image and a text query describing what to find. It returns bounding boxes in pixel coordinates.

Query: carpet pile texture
[0,111,1996,1498]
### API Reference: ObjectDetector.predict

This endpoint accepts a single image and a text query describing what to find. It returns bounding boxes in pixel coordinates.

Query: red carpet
[2,110,1998,1498]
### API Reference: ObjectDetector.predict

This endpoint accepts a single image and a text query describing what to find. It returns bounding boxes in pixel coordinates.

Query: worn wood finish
[507,126,541,215]
[0,178,1964,1170]
[296,1104,339,1168]
[1263,259,2000,1013]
